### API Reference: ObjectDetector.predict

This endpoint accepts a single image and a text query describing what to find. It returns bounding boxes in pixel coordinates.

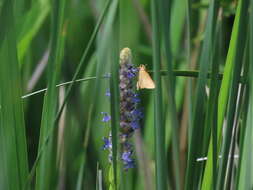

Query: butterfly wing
[137,67,155,90]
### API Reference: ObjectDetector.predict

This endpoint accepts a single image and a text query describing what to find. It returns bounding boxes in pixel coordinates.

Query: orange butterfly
[136,65,155,90]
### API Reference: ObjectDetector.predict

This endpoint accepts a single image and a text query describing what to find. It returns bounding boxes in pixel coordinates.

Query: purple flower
[131,109,144,120]
[102,48,143,170]
[102,137,112,150]
[124,160,135,170]
[105,89,111,97]
[122,151,133,162]
[123,142,133,150]
[132,96,140,103]
[101,112,111,122]
[130,121,140,130]
[121,151,135,170]
[126,71,136,79]
[130,67,138,73]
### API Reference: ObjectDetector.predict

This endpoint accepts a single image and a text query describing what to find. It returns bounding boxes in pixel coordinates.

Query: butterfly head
[139,64,147,71]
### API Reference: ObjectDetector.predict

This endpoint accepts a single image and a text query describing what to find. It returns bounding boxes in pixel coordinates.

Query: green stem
[21,70,246,99]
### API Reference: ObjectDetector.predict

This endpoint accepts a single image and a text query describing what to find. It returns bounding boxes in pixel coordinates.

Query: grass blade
[151,0,167,189]
[159,0,181,189]
[202,0,249,188]
[216,0,248,186]
[0,0,29,189]
[35,0,66,189]
[201,20,222,189]
[26,0,112,185]
[17,0,50,62]
[109,31,120,189]
[236,1,253,188]
[185,0,219,189]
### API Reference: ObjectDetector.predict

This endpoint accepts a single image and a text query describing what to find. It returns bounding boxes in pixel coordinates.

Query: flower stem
[21,70,246,99]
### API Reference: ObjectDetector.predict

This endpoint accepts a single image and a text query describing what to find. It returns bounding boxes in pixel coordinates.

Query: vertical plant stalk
[159,0,181,188]
[216,0,249,187]
[151,0,167,189]
[0,0,29,189]
[35,0,66,189]
[236,2,253,187]
[185,0,219,188]
[110,2,120,187]
[132,0,152,43]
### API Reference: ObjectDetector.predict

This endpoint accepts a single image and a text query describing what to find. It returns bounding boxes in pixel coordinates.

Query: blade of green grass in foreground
[35,0,66,189]
[159,0,181,188]
[216,0,244,148]
[119,0,140,49]
[185,0,193,150]
[170,0,186,57]
[109,28,120,190]
[92,0,118,189]
[216,0,248,186]
[201,23,221,189]
[185,0,219,189]
[18,0,50,63]
[0,1,29,189]
[26,0,112,186]
[237,1,253,188]
[202,0,247,188]
[75,53,100,189]
[17,0,50,62]
[151,0,167,189]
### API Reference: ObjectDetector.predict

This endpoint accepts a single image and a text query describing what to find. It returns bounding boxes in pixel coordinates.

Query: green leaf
[159,0,181,188]
[151,0,167,189]
[26,1,112,188]
[233,0,253,189]
[17,1,50,62]
[202,0,249,188]
[185,0,219,189]
[0,0,29,189]
[35,0,66,189]
[109,27,120,190]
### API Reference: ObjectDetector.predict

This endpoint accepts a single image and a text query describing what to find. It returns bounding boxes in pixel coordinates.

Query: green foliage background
[0,0,252,189]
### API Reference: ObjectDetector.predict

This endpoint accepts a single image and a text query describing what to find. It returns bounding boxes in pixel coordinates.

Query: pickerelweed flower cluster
[102,48,143,170]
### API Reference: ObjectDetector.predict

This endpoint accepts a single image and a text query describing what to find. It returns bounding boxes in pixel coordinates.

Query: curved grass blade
[202,0,248,188]
[216,0,245,146]
[236,1,253,188]
[184,0,219,189]
[26,0,112,185]
[35,0,66,189]
[0,1,29,189]
[216,0,249,188]
[17,1,50,62]
[200,23,221,189]
[21,77,98,99]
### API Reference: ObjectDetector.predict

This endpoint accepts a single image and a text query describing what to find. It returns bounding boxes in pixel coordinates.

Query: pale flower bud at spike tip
[120,47,132,65]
